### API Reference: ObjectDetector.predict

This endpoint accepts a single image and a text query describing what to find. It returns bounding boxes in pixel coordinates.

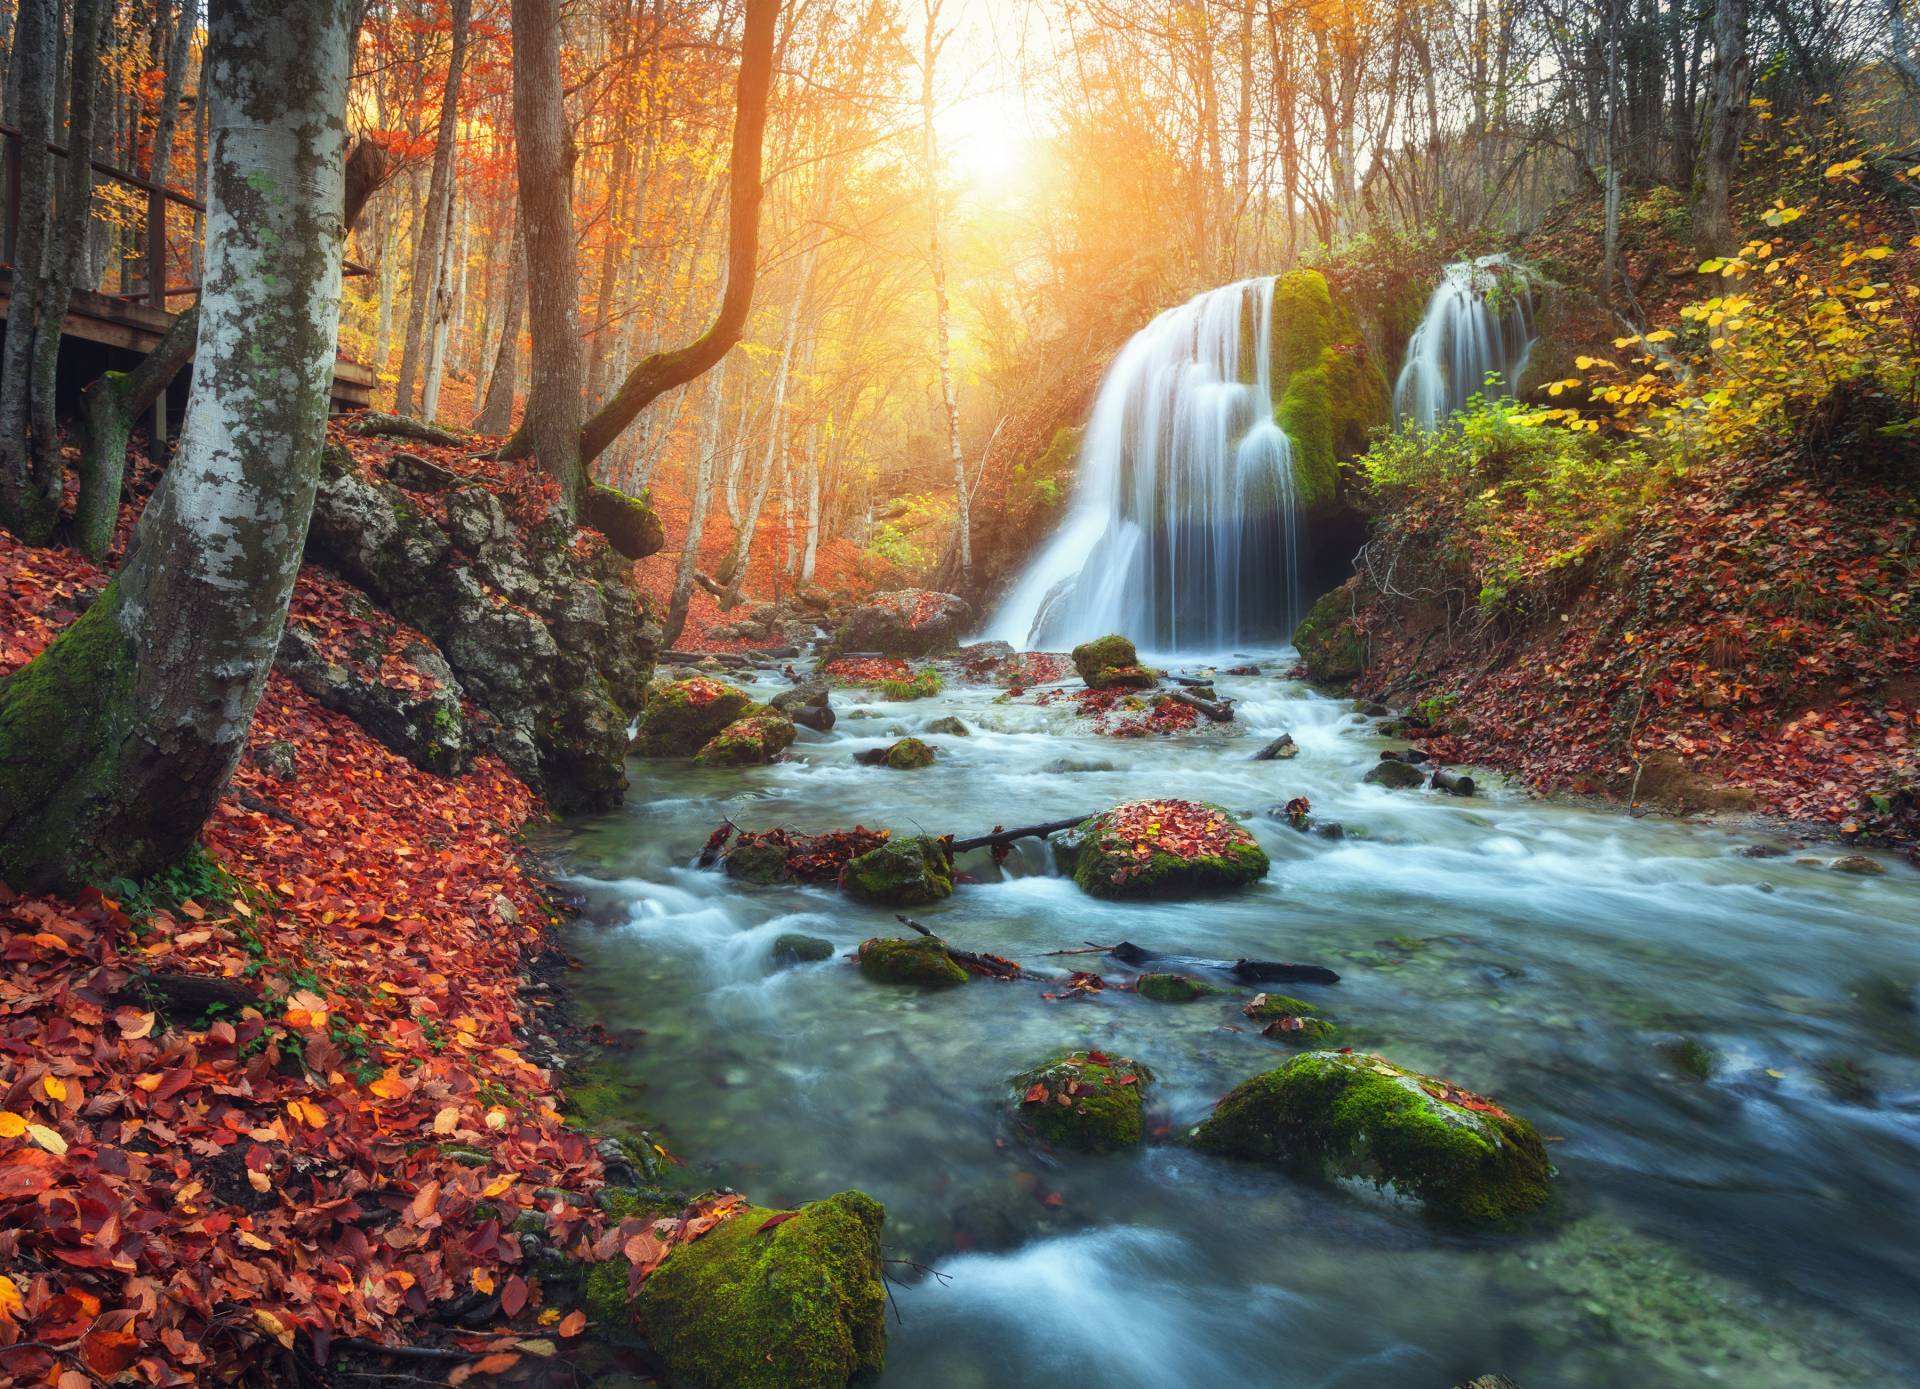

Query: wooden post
[146,185,167,463]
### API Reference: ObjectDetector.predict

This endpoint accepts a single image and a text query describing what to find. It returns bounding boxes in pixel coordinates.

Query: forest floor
[0,432,682,1386]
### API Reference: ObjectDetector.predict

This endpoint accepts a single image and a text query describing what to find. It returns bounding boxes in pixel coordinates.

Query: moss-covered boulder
[1070,799,1269,900]
[725,840,792,885]
[841,835,952,905]
[1291,583,1366,685]
[1071,634,1137,686]
[1193,1051,1552,1223]
[856,935,967,987]
[694,711,797,767]
[1135,972,1221,1003]
[1010,1050,1152,1151]
[883,736,934,769]
[632,676,756,757]
[634,1190,887,1389]
[833,589,971,657]
[773,933,836,965]
[1364,758,1427,790]
[1242,993,1337,1044]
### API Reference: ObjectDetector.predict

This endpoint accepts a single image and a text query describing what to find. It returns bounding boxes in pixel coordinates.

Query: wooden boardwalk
[1,124,373,412]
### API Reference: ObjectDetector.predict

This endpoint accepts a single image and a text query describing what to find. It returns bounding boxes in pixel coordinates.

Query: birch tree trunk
[920,0,969,584]
[0,0,354,894]
[662,362,730,647]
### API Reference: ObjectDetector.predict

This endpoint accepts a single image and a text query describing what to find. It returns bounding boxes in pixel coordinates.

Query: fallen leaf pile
[711,824,893,883]
[822,657,912,686]
[0,446,653,1384]
[1031,686,1200,737]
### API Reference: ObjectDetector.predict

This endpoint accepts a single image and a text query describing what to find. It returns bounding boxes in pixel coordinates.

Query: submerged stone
[634,1190,888,1389]
[1829,854,1886,876]
[772,933,836,966]
[1069,799,1269,900]
[1010,1050,1152,1151]
[923,715,970,736]
[856,935,967,987]
[841,835,953,905]
[1135,972,1222,1003]
[632,676,755,757]
[1193,1051,1551,1223]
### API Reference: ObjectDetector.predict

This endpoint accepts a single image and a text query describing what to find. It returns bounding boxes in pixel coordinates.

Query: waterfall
[984,278,1303,653]
[1391,255,1536,428]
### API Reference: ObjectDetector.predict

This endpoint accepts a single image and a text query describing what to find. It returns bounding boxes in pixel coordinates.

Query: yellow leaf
[0,1273,23,1323]
[482,1173,518,1198]
[253,1308,295,1349]
[433,1106,461,1135]
[1644,329,1676,342]
[471,1268,497,1294]
[0,1112,26,1139]
[247,1168,272,1194]
[238,1230,273,1251]
[27,1124,67,1155]
[485,1107,509,1131]
[368,1072,410,1101]
[41,1075,66,1103]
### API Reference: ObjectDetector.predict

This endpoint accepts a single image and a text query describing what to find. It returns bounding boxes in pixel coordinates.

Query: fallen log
[344,409,471,448]
[115,969,264,1025]
[1101,940,1340,986]
[1431,767,1477,796]
[1167,688,1233,723]
[897,915,1022,979]
[950,815,1091,853]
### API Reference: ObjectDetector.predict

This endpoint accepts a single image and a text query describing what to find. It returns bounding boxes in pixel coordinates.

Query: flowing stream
[558,659,1920,1389]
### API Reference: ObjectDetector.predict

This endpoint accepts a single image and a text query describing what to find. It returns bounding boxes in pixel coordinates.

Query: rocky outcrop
[305,447,657,811]
[276,623,471,776]
[631,676,756,757]
[1292,583,1366,686]
[1010,1050,1151,1151]
[770,677,835,731]
[632,1190,888,1389]
[832,589,971,656]
[1193,1051,1552,1223]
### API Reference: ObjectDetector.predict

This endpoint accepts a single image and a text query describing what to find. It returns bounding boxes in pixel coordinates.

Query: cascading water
[984,278,1302,653]
[1392,254,1536,427]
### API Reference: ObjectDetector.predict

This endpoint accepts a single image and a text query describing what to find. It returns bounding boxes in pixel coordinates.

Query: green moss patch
[1070,799,1269,900]
[1072,634,1138,686]
[1135,972,1221,1003]
[1193,1051,1552,1223]
[856,935,966,987]
[633,677,755,757]
[634,1190,888,1389]
[694,711,796,767]
[1010,1050,1152,1151]
[842,835,952,905]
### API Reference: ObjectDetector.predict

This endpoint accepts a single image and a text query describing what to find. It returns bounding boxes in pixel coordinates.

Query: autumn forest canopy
[0,0,1919,1386]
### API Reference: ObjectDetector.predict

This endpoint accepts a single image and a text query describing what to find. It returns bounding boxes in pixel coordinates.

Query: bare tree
[396,0,474,417]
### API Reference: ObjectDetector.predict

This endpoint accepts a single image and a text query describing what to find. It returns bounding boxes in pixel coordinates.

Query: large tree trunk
[0,0,353,894]
[395,0,473,417]
[0,0,69,543]
[500,0,777,475]
[474,220,526,434]
[511,0,587,510]
[1694,0,1749,257]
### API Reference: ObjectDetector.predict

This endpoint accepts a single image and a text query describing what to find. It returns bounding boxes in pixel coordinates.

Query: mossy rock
[1291,584,1366,685]
[883,736,935,770]
[1071,634,1137,686]
[725,841,792,885]
[1268,269,1390,510]
[632,677,756,757]
[1010,1050,1152,1151]
[923,715,970,736]
[1193,1051,1552,1223]
[1088,663,1159,690]
[1242,992,1319,1020]
[694,711,797,767]
[1364,759,1427,790]
[633,1190,888,1389]
[856,935,966,987]
[772,933,835,965]
[1070,799,1269,900]
[841,835,952,905]
[1135,972,1222,1003]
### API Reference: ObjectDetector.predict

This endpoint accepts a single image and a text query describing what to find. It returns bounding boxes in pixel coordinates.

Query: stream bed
[557,656,1920,1388]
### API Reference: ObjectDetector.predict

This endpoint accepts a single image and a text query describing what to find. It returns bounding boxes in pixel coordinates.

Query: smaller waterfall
[1392,256,1536,427]
[984,278,1303,653]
